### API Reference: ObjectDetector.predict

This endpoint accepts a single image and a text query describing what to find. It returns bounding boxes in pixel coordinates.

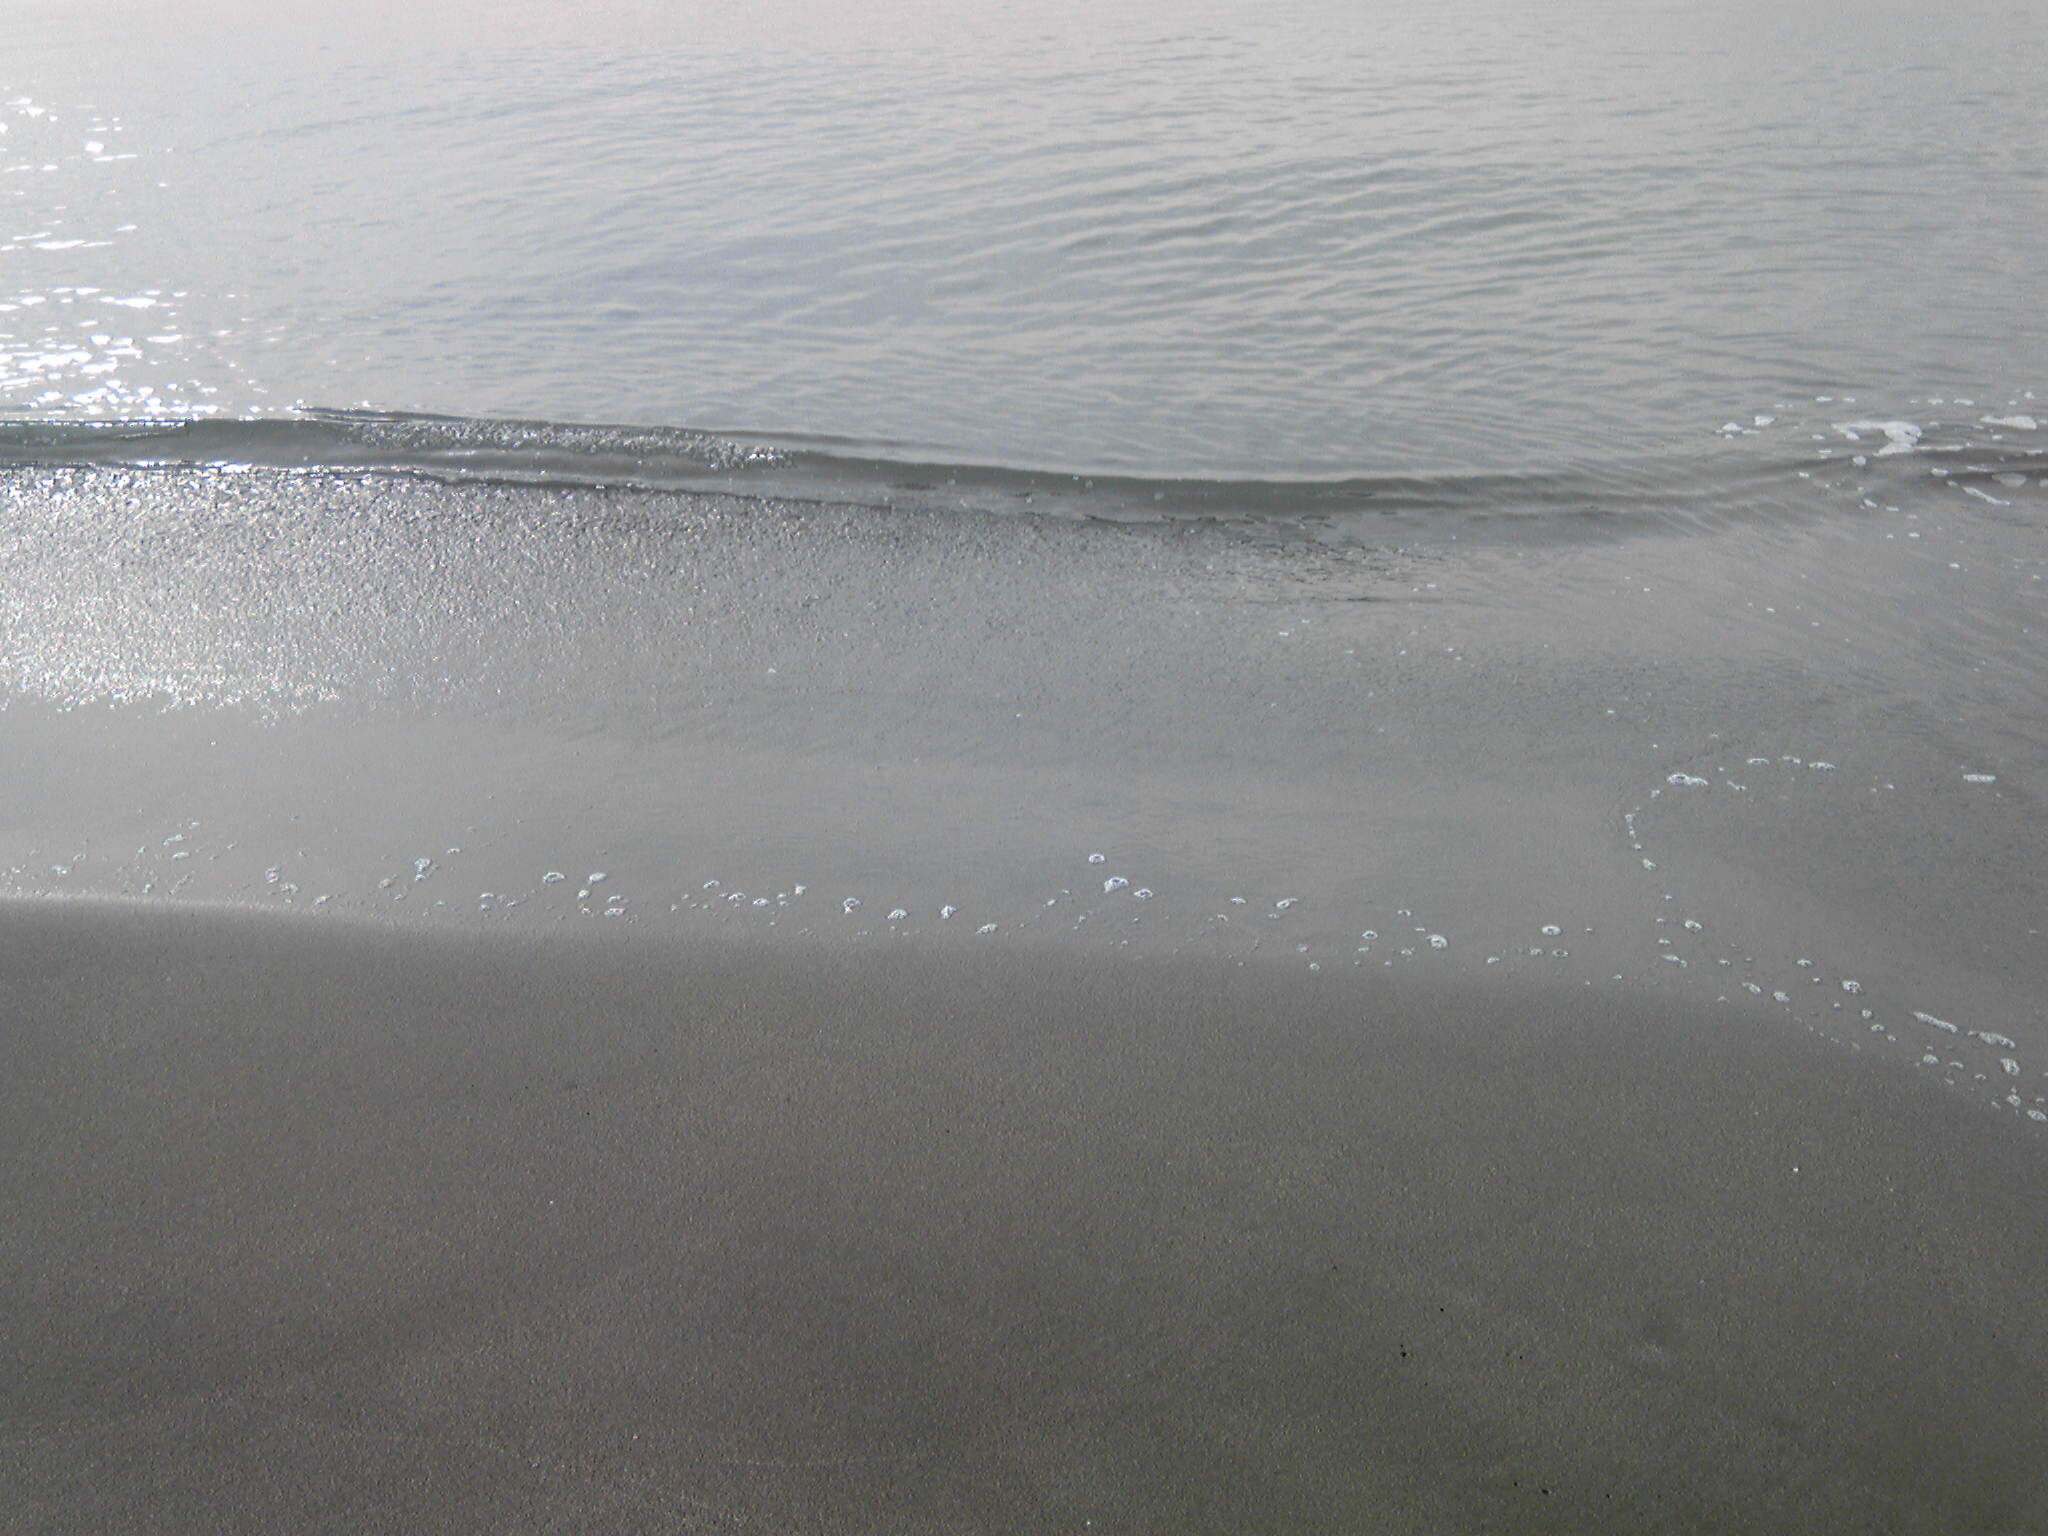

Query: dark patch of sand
[2,899,2044,1533]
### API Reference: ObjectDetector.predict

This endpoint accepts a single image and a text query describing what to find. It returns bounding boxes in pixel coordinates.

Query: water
[2,1,2046,1110]
[6,0,2044,483]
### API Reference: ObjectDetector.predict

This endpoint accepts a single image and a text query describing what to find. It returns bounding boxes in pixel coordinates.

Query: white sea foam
[1832,419,1923,455]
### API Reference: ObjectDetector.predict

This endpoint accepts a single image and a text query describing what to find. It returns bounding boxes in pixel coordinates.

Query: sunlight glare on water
[4,0,2043,478]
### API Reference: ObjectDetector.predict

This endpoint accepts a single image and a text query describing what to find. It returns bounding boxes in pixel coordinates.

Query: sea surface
[2,0,2045,1119]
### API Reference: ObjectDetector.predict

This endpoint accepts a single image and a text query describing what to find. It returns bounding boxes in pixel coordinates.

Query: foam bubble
[1831,419,1922,455]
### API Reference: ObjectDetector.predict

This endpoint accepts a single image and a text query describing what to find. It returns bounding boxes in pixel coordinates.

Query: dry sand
[4,897,2044,1534]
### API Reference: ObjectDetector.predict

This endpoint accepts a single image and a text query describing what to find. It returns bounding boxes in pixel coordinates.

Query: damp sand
[2,898,2044,1534]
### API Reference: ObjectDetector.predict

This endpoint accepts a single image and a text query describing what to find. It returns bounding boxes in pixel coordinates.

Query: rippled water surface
[6,0,2044,476]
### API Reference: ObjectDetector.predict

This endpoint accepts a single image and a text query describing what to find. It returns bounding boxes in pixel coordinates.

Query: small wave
[0,404,1788,545]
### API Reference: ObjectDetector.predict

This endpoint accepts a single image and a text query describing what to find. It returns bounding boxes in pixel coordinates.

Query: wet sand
[4,898,2045,1534]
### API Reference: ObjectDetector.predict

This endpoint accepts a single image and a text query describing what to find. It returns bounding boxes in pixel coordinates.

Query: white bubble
[888,908,907,921]
[841,897,861,913]
[1667,773,1709,788]
[1841,979,1862,994]
[1104,876,1128,893]
[1134,888,1154,900]
[588,872,607,884]
[543,871,566,884]
[1360,930,1377,941]
[2001,1058,2022,1077]
[1963,772,1997,785]
[976,923,998,935]
[1087,852,1106,864]
[1275,897,1299,910]
[940,905,957,919]
[1541,925,1562,937]
[1428,934,1447,950]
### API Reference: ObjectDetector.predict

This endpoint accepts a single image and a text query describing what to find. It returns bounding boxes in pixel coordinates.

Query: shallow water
[2,440,2042,1129]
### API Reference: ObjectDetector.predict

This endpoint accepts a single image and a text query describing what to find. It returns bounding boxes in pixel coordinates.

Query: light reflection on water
[3,0,2045,477]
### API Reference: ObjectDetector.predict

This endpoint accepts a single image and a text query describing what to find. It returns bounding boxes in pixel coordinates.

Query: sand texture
[4,900,2045,1534]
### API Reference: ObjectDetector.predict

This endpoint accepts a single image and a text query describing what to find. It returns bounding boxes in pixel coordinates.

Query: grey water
[5,0,2044,490]
[2,0,2045,1106]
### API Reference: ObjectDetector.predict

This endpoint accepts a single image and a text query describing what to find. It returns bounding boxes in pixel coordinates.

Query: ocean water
[2,0,2045,1124]
[7,0,2044,480]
